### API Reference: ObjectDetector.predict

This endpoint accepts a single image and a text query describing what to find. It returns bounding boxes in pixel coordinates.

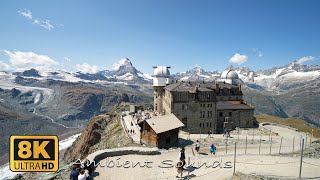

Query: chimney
[195,85,199,92]
[215,83,220,93]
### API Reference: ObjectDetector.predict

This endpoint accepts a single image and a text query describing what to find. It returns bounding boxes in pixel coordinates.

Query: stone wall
[86,147,160,164]
[172,102,217,134]
[154,86,164,113]
[217,109,254,133]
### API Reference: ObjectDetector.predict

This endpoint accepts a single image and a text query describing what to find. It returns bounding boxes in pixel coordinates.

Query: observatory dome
[154,66,170,77]
[221,69,239,79]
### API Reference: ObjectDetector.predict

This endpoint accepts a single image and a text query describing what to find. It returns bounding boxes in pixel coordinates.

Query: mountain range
[0,58,319,165]
[1,58,320,127]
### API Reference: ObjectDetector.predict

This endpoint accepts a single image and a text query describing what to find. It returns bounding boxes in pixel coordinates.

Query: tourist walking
[208,130,212,138]
[176,161,183,178]
[195,140,200,154]
[180,147,186,168]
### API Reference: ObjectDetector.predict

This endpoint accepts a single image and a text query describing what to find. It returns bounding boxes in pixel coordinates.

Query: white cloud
[0,61,11,71]
[18,8,56,31]
[18,9,32,19]
[229,53,248,65]
[33,19,54,31]
[76,63,99,74]
[3,50,58,71]
[296,56,316,64]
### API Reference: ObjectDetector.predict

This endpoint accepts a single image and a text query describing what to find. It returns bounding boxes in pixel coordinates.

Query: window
[210,111,212,118]
[207,122,209,127]
[229,112,232,117]
[207,104,209,107]
[185,104,188,110]
[182,118,188,128]
[199,123,202,127]
[210,122,212,127]
[200,111,202,118]
[155,104,158,111]
[200,104,202,107]
[219,112,223,117]
[182,104,185,110]
[207,111,209,118]
[202,111,205,118]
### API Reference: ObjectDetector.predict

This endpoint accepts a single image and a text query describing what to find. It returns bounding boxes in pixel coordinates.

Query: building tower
[220,69,239,85]
[152,66,171,114]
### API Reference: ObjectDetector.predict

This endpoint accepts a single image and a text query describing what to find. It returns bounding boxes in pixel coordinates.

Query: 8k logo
[10,135,58,172]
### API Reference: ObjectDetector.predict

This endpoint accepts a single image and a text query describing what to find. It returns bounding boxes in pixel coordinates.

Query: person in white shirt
[78,169,89,180]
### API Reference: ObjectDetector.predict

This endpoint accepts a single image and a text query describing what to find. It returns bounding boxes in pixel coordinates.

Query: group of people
[70,160,94,180]
[176,147,186,178]
[128,129,135,135]
[194,140,216,155]
[176,140,217,178]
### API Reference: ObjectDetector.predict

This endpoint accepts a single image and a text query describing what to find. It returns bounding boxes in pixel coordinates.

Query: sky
[0,0,320,74]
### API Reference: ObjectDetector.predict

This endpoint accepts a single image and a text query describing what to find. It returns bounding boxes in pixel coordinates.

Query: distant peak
[112,58,133,70]
[225,65,235,70]
[195,64,202,69]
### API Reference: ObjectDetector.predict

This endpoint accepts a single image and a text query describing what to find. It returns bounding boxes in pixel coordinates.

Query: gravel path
[93,124,319,180]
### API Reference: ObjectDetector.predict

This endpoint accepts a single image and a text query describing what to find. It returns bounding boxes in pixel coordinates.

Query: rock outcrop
[63,115,109,162]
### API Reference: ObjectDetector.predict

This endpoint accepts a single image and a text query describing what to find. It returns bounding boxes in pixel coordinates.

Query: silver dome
[221,69,239,79]
[153,66,170,77]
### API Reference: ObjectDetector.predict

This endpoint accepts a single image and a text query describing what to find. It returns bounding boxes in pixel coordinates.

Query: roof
[164,81,238,92]
[145,114,184,134]
[217,101,254,110]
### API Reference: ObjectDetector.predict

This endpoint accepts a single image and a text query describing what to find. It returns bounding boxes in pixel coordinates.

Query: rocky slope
[63,104,136,162]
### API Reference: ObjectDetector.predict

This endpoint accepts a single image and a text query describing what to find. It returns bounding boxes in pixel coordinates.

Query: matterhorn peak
[112,58,133,70]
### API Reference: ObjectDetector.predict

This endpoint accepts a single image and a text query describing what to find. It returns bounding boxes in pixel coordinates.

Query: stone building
[152,66,255,134]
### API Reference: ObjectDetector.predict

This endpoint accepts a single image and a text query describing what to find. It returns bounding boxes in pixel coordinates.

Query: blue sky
[0,0,319,74]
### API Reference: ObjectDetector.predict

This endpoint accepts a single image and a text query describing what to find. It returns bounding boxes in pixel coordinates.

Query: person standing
[70,165,80,180]
[180,147,186,168]
[208,130,212,138]
[210,144,216,155]
[78,169,89,180]
[195,140,200,154]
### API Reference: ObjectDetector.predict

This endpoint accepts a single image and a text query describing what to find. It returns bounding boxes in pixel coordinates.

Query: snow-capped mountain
[169,62,320,126]
[3,58,152,83]
[99,58,151,82]
[241,62,320,93]
[1,58,320,126]
[173,65,220,81]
